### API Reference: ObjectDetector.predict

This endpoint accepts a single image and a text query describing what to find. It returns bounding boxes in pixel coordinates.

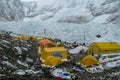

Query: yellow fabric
[20,36,31,40]
[41,47,67,60]
[43,47,66,52]
[89,42,120,54]
[56,43,64,47]
[33,37,44,42]
[95,42,120,50]
[81,55,98,66]
[12,36,20,40]
[44,56,62,66]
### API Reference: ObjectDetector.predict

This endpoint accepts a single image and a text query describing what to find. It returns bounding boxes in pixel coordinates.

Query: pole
[83,31,85,46]
[44,29,46,37]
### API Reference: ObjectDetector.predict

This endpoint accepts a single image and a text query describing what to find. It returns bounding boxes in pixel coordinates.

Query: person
[79,50,83,54]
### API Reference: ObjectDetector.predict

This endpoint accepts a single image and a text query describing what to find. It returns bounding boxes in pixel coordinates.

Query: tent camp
[40,39,54,49]
[89,42,120,55]
[41,47,67,60]
[81,55,98,66]
[44,56,62,66]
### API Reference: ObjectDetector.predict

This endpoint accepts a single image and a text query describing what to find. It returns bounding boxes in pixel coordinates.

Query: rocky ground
[0,30,120,80]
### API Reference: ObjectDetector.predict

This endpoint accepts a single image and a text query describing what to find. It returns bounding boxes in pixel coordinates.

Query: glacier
[0,0,120,43]
[0,21,120,43]
[0,0,25,21]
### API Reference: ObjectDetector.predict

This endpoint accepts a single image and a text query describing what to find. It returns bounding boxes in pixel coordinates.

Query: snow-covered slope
[0,0,25,21]
[0,0,120,23]
[0,0,120,42]
[0,21,120,43]
[21,0,120,25]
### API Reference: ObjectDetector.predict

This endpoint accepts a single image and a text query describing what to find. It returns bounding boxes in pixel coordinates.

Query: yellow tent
[41,47,67,60]
[12,36,20,40]
[89,42,120,55]
[33,37,44,42]
[20,36,31,40]
[44,56,62,66]
[81,55,98,66]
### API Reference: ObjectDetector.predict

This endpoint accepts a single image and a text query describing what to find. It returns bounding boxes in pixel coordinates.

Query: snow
[14,69,25,75]
[0,0,24,21]
[99,53,120,68]
[1,61,17,69]
[40,58,45,62]
[14,47,22,54]
[69,46,88,54]
[91,14,111,23]
[25,70,41,74]
[26,57,33,63]
[99,53,120,62]
[0,74,6,77]
[52,68,63,76]
[0,21,120,43]
[52,68,71,79]
[17,60,29,67]
[2,40,11,44]
[3,56,8,59]
[41,64,55,68]
[86,65,104,73]
[109,72,120,77]
[22,47,28,51]
[14,69,41,75]
[0,47,3,50]
[105,62,117,68]
[62,59,68,62]
[20,0,37,2]
[0,0,120,43]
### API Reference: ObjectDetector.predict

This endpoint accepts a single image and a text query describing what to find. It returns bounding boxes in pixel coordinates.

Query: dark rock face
[0,0,25,21]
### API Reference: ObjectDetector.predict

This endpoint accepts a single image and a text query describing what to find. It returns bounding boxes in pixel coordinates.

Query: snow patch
[14,69,25,75]
[1,61,17,68]
[91,14,111,23]
[17,60,28,67]
[26,57,33,63]
[69,46,88,54]
[14,47,22,54]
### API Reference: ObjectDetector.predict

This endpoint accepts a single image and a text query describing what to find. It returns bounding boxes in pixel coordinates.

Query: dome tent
[81,55,98,66]
[44,56,62,66]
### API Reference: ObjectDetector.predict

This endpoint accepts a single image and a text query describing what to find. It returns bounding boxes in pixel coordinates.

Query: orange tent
[40,39,54,49]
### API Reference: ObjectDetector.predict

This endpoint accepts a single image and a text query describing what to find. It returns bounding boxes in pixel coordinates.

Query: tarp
[41,47,67,60]
[81,55,98,66]
[40,39,54,49]
[44,56,62,66]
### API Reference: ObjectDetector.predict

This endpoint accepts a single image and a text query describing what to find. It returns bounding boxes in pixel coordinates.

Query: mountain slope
[21,0,120,25]
[0,0,25,21]
[0,0,120,42]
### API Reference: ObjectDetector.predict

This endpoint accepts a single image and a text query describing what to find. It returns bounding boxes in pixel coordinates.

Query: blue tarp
[53,52,62,57]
